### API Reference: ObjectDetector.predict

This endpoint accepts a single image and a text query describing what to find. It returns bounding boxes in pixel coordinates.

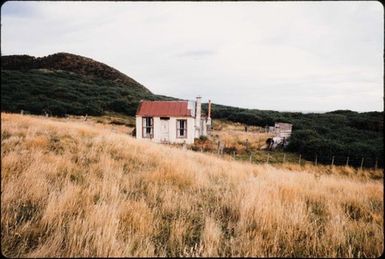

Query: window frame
[176,119,187,138]
[142,117,154,138]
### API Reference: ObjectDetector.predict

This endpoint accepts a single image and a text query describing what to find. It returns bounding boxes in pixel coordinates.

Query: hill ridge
[1,52,152,94]
[1,52,177,116]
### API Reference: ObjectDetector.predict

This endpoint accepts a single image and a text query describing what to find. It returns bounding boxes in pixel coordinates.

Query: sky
[1,1,383,112]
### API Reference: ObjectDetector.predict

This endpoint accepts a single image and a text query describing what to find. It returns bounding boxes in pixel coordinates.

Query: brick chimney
[195,96,201,138]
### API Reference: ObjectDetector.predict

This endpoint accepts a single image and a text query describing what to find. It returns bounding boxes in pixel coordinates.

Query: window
[177,119,187,138]
[142,117,153,138]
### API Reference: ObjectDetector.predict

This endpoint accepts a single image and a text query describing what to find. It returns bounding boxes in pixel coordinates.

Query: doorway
[160,117,170,142]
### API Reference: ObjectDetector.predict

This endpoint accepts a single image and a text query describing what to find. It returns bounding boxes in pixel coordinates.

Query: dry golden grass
[212,129,272,151]
[211,119,272,151]
[276,162,384,181]
[56,113,135,135]
[212,119,262,132]
[1,113,383,257]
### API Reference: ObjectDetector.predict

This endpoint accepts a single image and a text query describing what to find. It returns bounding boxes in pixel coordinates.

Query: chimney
[195,96,201,138]
[207,99,212,126]
[208,100,211,119]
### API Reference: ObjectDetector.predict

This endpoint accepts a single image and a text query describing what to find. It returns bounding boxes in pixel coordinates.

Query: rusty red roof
[136,101,192,117]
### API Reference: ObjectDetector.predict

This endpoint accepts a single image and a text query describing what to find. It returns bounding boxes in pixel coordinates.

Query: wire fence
[218,149,384,169]
[198,139,383,169]
[297,154,383,169]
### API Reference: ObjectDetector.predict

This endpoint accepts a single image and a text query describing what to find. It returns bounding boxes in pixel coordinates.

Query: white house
[135,96,211,144]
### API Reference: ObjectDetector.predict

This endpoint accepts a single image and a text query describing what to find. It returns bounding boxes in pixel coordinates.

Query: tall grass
[213,129,271,151]
[1,113,383,257]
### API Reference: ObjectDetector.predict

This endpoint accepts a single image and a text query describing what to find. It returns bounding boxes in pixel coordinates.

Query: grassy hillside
[1,113,383,257]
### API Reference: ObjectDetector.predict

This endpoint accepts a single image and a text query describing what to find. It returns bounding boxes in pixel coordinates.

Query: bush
[199,136,208,141]
[211,103,383,167]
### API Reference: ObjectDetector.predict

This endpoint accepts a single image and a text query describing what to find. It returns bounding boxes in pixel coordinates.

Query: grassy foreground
[1,113,383,257]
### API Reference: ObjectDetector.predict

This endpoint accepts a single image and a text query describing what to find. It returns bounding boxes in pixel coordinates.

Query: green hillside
[1,53,175,116]
[1,69,173,116]
[1,52,152,92]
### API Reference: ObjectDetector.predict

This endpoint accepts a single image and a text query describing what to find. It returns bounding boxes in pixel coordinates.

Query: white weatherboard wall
[136,116,195,144]
[135,116,142,139]
[169,117,195,144]
[153,117,161,143]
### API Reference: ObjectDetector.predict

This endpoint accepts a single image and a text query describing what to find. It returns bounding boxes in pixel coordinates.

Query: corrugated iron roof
[136,100,193,117]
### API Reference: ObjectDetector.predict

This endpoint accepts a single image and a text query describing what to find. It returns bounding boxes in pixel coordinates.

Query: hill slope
[1,113,383,257]
[1,52,151,93]
[1,52,383,167]
[1,53,175,116]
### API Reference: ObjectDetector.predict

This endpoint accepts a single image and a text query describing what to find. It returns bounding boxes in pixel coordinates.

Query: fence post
[314,155,318,166]
[283,153,286,163]
[375,158,378,170]
[233,151,235,159]
[360,157,364,170]
[331,156,335,167]
[346,156,349,167]
[249,153,252,163]
[217,141,224,155]
[299,154,302,166]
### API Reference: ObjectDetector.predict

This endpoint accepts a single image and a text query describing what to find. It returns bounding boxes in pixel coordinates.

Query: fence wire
[223,150,384,169]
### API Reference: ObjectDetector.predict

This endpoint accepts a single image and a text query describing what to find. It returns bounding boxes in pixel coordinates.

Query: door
[160,118,169,142]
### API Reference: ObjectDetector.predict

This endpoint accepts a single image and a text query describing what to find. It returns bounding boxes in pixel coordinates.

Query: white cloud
[1,1,383,112]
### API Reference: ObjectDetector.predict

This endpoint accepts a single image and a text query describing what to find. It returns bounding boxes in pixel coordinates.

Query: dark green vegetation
[1,53,175,116]
[205,104,384,168]
[1,53,383,168]
[1,69,173,116]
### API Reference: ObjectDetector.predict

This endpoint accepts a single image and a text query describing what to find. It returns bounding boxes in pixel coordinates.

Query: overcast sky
[1,1,383,112]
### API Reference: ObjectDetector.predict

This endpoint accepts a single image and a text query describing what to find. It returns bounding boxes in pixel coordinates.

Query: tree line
[203,104,383,168]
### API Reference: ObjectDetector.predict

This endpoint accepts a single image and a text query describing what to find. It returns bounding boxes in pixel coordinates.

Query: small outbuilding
[274,122,292,138]
[265,122,293,150]
[135,97,211,144]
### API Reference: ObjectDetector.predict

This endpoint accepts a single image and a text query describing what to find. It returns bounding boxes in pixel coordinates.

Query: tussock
[1,113,383,257]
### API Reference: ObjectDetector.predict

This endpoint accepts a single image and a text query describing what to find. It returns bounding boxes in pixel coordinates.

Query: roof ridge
[136,100,192,117]
[141,100,188,102]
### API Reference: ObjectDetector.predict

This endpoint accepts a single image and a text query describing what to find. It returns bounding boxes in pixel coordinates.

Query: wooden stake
[331,156,334,167]
[375,158,378,170]
[346,156,349,167]
[360,157,364,170]
[299,154,302,165]
[283,154,286,163]
[249,154,252,163]
[314,155,318,166]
